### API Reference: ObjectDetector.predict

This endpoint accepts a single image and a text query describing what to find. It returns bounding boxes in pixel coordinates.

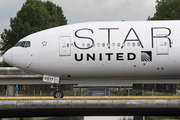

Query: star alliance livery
[3,21,180,98]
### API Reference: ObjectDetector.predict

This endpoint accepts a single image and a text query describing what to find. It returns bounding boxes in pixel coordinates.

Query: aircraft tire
[54,90,64,98]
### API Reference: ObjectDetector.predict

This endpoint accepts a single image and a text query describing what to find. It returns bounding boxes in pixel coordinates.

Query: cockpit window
[25,41,30,47]
[14,42,22,47]
[20,42,26,47]
[14,41,31,48]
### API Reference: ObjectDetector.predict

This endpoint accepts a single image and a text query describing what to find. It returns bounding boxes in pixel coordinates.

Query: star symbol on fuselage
[42,41,47,46]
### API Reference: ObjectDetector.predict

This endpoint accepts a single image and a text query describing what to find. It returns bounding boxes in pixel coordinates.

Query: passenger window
[25,41,30,47]
[97,43,100,47]
[112,43,115,47]
[117,43,120,47]
[132,42,135,47]
[67,43,69,48]
[82,43,85,47]
[20,42,26,47]
[164,42,166,46]
[127,42,130,47]
[87,43,90,47]
[102,43,105,47]
[92,43,95,47]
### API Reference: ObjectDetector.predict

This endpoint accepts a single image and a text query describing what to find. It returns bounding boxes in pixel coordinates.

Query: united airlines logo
[141,51,152,62]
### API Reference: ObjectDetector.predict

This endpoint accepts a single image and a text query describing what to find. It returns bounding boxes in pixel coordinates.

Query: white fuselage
[3,21,180,81]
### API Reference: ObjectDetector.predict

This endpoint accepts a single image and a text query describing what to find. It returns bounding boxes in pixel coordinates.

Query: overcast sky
[0,0,156,33]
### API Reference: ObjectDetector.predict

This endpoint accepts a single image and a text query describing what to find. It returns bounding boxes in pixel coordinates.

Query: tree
[0,0,67,59]
[148,0,180,20]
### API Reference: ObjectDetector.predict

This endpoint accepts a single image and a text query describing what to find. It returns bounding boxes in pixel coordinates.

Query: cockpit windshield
[25,41,30,47]
[14,41,31,48]
[20,42,26,47]
[14,42,22,47]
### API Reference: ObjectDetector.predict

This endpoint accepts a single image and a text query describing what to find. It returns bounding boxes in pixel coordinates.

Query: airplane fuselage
[3,21,180,80]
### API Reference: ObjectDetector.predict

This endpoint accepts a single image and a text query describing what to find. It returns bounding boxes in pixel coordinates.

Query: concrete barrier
[0,99,180,109]
[0,99,180,117]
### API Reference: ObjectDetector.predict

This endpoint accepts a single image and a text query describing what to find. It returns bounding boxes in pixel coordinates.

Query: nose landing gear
[52,84,64,98]
[54,90,64,98]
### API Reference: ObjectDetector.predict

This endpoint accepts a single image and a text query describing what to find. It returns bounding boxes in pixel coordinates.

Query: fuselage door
[156,35,169,55]
[59,36,71,56]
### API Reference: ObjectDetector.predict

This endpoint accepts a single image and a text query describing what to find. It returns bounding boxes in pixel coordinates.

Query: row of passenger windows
[14,41,31,48]
[81,42,141,48]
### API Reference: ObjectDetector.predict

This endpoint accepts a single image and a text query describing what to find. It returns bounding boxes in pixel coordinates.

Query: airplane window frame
[14,42,22,47]
[25,41,31,48]
[20,41,26,47]
[67,43,69,48]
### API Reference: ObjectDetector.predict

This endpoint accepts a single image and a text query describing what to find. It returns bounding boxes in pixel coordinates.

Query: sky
[0,0,156,33]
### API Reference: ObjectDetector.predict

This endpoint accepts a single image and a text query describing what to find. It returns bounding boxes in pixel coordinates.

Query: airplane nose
[3,49,13,66]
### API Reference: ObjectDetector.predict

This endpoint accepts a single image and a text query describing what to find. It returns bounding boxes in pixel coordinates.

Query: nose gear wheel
[54,90,64,98]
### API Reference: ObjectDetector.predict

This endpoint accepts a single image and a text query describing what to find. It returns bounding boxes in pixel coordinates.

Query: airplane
[3,21,180,98]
